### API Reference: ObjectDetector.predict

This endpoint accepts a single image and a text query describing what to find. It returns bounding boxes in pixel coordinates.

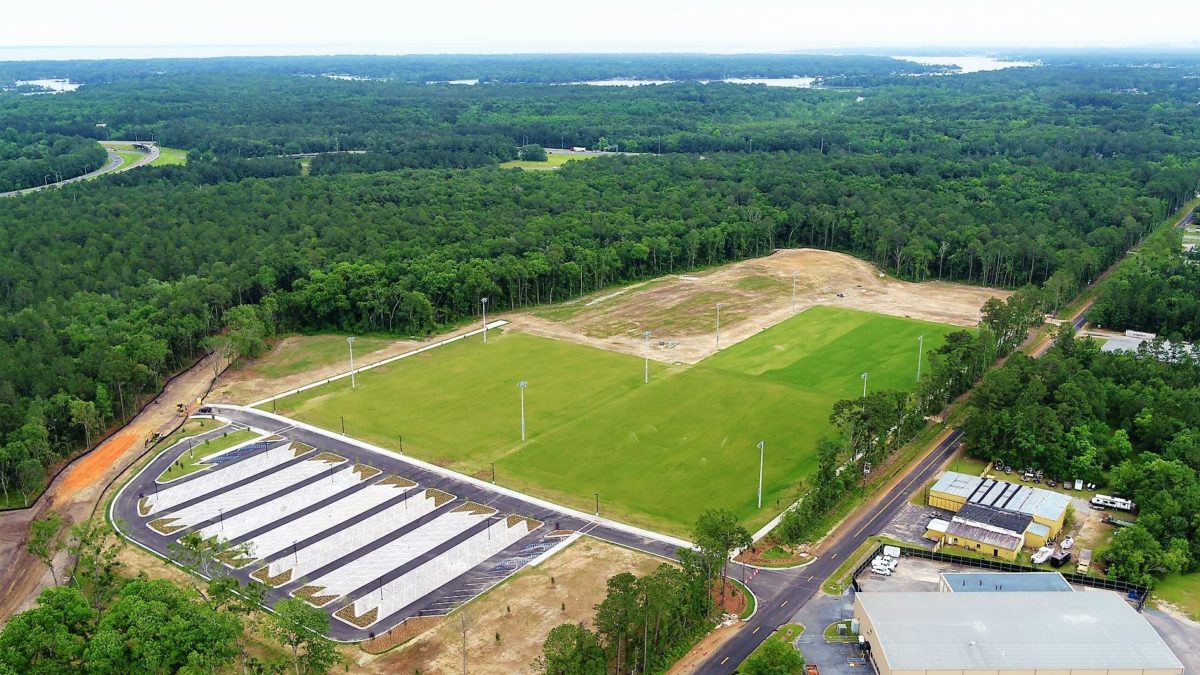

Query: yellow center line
[853,440,955,537]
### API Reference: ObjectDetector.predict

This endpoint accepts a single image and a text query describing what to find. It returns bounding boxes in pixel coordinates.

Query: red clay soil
[0,353,223,623]
[712,582,748,617]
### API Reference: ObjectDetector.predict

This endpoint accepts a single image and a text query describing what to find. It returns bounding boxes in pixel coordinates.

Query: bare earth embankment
[0,354,221,623]
[513,248,1009,364]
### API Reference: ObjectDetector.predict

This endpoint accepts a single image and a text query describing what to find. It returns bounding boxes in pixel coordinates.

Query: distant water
[892,55,1038,73]
[427,79,479,85]
[576,79,675,86]
[721,77,815,87]
[8,78,81,94]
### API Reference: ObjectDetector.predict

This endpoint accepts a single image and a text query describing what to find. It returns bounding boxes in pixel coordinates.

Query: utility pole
[756,441,765,509]
[715,303,724,349]
[347,336,357,389]
[643,330,653,383]
[517,380,528,442]
[481,297,489,343]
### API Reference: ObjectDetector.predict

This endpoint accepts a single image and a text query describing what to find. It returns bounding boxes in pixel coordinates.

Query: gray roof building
[940,571,1073,593]
[854,591,1183,675]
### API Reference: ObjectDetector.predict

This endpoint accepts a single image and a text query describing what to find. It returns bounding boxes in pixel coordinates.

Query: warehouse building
[928,471,1070,543]
[855,591,1184,675]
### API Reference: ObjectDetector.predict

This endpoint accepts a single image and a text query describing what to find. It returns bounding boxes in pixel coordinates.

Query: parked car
[871,565,891,576]
[198,406,212,414]
[1061,535,1074,550]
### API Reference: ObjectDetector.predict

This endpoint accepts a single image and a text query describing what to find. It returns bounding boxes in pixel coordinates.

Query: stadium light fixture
[715,303,724,349]
[518,380,528,441]
[917,335,924,381]
[757,440,765,509]
[481,297,489,343]
[347,336,357,389]
[643,330,653,384]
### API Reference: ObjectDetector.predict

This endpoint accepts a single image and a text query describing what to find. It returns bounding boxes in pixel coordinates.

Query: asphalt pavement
[112,406,681,641]
[694,429,962,673]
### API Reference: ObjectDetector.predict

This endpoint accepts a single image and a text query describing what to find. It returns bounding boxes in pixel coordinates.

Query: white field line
[248,320,510,408]
[209,404,694,552]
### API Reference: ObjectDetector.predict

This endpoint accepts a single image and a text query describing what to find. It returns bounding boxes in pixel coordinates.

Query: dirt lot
[355,536,664,674]
[0,353,222,623]
[513,249,1008,364]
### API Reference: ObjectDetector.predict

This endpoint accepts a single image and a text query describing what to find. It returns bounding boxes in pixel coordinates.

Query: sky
[2,0,1197,58]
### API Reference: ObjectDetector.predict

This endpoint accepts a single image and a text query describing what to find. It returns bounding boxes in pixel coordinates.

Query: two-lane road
[696,429,962,673]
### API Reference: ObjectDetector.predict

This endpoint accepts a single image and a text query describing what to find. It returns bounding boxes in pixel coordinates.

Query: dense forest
[0,517,339,673]
[964,330,1200,585]
[1090,219,1200,339]
[0,129,105,192]
[0,54,1198,509]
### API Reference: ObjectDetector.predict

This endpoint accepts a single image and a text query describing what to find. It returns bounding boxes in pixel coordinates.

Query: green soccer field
[268,306,959,534]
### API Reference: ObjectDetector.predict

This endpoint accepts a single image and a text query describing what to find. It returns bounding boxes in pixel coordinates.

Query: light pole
[340,416,345,435]
[517,380,528,442]
[861,371,869,398]
[595,492,599,516]
[791,272,797,311]
[756,441,765,509]
[481,297,489,343]
[643,330,653,384]
[715,303,724,349]
[916,335,924,381]
[347,336,357,389]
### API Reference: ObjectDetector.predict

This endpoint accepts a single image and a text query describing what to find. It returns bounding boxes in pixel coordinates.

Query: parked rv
[1091,494,1135,511]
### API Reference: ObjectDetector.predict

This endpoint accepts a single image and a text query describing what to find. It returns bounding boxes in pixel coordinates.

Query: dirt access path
[510,248,1009,364]
[0,353,222,623]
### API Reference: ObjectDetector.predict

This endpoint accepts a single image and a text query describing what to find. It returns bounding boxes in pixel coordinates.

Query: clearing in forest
[268,306,959,534]
[515,248,1006,363]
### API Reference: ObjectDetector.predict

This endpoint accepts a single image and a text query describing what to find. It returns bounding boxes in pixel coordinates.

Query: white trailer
[1090,494,1134,511]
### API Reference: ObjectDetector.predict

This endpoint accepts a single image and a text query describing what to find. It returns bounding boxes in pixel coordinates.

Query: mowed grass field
[499,153,592,170]
[269,306,958,533]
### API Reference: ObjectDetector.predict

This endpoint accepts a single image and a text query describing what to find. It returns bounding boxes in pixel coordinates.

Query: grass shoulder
[1151,572,1200,621]
[738,623,805,671]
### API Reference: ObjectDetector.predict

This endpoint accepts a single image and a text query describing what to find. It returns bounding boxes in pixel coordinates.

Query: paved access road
[112,405,681,641]
[0,141,160,198]
[694,429,962,673]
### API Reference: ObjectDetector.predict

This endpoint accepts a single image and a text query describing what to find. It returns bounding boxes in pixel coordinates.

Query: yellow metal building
[928,471,1069,541]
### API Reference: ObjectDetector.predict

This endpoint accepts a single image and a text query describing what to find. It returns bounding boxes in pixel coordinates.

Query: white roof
[857,591,1183,671]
